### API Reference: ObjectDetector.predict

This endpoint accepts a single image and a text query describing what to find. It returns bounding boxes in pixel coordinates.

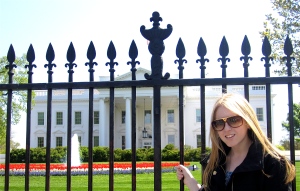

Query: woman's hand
[176,165,202,191]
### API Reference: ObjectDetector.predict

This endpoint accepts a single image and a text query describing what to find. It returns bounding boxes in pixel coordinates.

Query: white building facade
[30,68,275,149]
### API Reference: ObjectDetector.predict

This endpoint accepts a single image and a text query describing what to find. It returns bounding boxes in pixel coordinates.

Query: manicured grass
[0,162,299,190]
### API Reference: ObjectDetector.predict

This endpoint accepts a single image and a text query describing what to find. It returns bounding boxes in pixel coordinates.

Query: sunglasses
[211,116,243,131]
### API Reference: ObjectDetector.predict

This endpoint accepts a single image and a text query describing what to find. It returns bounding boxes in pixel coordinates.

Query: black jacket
[200,141,292,191]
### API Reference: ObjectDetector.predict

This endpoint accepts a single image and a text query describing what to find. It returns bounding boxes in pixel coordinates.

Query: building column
[99,98,106,146]
[125,97,131,149]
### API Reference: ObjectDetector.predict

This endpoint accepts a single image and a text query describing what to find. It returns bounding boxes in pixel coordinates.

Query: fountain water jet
[71,134,81,166]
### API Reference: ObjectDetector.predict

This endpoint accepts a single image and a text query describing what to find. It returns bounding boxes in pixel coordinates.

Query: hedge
[9,144,211,163]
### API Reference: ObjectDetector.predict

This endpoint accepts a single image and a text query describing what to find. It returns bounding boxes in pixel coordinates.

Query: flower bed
[0,162,190,176]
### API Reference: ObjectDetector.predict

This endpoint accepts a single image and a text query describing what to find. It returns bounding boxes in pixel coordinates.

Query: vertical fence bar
[283,36,296,191]
[65,42,77,191]
[141,12,172,191]
[175,38,187,191]
[106,41,118,191]
[261,36,273,141]
[44,43,56,191]
[196,37,209,181]
[44,43,57,191]
[127,40,139,191]
[153,85,162,190]
[4,45,16,191]
[25,44,36,191]
[85,41,97,191]
[45,84,52,191]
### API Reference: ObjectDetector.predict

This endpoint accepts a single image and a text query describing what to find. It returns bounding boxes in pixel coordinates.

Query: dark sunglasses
[211,116,243,131]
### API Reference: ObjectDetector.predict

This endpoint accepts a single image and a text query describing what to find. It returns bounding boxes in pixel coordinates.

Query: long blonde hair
[202,93,295,189]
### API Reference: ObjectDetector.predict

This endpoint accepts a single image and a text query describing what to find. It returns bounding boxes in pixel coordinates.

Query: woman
[176,93,295,191]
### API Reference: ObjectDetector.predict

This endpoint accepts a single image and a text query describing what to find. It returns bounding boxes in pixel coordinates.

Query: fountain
[71,134,81,166]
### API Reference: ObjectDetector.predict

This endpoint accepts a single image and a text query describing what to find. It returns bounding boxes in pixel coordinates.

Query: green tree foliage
[0,54,33,153]
[261,0,300,76]
[282,103,300,137]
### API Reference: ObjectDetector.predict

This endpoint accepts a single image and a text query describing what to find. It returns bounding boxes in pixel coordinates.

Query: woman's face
[214,106,251,149]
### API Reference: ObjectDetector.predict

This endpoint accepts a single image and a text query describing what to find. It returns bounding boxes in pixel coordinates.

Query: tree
[281,103,300,150]
[282,103,300,138]
[260,0,300,76]
[0,54,34,153]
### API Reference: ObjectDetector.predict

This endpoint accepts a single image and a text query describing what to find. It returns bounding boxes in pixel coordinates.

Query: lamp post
[142,127,148,138]
[142,99,148,138]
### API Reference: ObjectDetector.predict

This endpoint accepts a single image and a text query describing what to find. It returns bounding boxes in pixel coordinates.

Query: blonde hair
[202,93,295,189]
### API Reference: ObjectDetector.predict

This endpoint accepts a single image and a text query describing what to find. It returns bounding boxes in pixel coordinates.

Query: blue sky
[1,0,299,146]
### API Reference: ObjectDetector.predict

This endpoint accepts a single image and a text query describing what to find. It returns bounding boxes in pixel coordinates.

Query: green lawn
[0,162,299,190]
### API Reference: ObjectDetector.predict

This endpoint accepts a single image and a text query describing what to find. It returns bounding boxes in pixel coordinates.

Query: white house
[30,67,274,149]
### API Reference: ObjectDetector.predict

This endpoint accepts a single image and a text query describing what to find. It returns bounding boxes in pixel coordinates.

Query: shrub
[10,148,26,163]
[80,147,89,162]
[114,148,122,161]
[121,149,132,161]
[93,146,108,162]
[136,148,147,161]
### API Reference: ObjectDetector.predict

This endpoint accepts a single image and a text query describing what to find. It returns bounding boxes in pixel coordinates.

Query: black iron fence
[1,11,300,191]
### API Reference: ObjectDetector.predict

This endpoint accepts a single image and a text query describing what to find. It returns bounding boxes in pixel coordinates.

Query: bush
[93,146,109,162]
[80,147,89,162]
[9,145,212,163]
[114,148,122,161]
[30,147,46,163]
[136,148,147,161]
[10,148,26,163]
[145,148,154,161]
[121,149,132,161]
[50,147,67,163]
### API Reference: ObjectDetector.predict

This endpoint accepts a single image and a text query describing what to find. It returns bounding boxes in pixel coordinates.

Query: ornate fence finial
[45,43,57,83]
[105,41,118,81]
[127,40,140,80]
[85,41,98,82]
[261,36,273,77]
[65,42,77,82]
[140,11,172,80]
[196,37,209,78]
[6,45,17,84]
[240,35,252,77]
[25,44,37,83]
[283,35,295,77]
[174,38,187,79]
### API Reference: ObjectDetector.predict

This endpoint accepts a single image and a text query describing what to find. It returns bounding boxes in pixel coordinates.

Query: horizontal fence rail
[1,11,299,191]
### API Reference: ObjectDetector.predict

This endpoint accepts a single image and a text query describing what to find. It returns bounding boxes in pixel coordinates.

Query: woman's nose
[223,122,232,130]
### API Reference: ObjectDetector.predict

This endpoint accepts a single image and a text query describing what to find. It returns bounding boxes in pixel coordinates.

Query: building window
[37,137,44,147]
[122,136,125,150]
[256,108,263,121]
[94,136,99,147]
[122,111,126,124]
[196,135,201,148]
[252,85,266,90]
[56,112,63,125]
[143,141,152,149]
[37,112,44,125]
[168,135,175,145]
[196,109,201,123]
[145,110,151,124]
[77,136,82,145]
[56,137,63,147]
[75,112,81,125]
[167,110,174,123]
[94,111,99,124]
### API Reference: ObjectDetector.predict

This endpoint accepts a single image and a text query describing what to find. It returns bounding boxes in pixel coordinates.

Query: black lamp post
[142,99,148,138]
[142,127,148,138]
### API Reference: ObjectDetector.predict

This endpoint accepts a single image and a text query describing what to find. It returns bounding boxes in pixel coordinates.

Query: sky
[0,0,299,147]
